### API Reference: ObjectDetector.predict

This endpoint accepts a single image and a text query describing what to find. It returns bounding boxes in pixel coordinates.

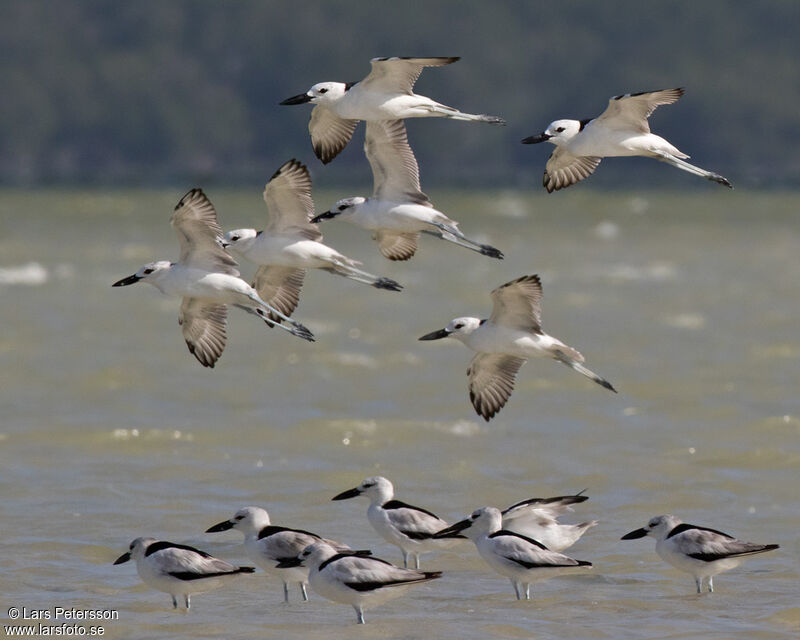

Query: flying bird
[313,119,503,261]
[522,88,732,191]
[281,56,505,163]
[222,160,401,324]
[419,274,616,421]
[112,188,314,367]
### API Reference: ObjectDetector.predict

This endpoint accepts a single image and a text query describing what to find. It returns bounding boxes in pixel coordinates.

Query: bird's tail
[653,151,732,188]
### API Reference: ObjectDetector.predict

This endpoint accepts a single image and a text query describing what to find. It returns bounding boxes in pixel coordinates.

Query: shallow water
[1,188,798,639]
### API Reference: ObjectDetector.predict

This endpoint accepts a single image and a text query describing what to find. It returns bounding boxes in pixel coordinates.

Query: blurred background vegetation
[1,0,798,189]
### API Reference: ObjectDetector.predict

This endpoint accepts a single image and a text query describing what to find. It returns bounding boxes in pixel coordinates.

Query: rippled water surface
[1,189,798,639]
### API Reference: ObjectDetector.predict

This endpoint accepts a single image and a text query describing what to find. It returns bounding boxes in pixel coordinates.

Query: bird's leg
[300,582,309,601]
[245,298,315,342]
[523,583,531,600]
[651,150,732,188]
[401,550,410,569]
[424,224,504,259]
[354,605,365,624]
[171,595,178,609]
[695,577,703,594]
[412,553,420,570]
[511,579,521,600]
[554,351,617,393]
[324,260,402,291]
[184,595,190,609]
[282,581,290,603]
[707,577,714,593]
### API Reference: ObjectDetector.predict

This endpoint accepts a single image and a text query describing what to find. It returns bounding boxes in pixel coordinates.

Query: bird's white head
[522,119,581,147]
[206,506,270,537]
[222,228,258,253]
[311,197,366,223]
[332,475,393,505]
[419,317,482,344]
[113,536,158,565]
[297,541,338,569]
[112,261,172,289]
[621,514,682,542]
[280,82,347,106]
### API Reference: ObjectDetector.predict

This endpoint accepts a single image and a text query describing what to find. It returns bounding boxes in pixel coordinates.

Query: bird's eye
[231,235,240,242]
[319,88,328,94]
[338,205,347,211]
[454,323,464,330]
[143,268,153,275]
[235,515,244,521]
[556,127,565,133]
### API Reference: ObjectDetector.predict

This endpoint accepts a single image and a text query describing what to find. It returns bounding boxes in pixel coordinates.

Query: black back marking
[488,529,548,550]
[382,499,440,520]
[258,525,321,541]
[145,541,211,559]
[666,523,734,540]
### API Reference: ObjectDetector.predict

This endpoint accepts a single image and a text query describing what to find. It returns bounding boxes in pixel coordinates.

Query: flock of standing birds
[111,58,778,624]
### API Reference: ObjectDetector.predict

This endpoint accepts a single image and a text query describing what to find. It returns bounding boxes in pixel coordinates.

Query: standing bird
[434,507,592,600]
[312,119,503,261]
[223,160,401,325]
[419,274,616,421]
[522,88,732,191]
[112,188,314,368]
[280,56,505,163]
[113,537,254,610]
[278,541,441,624]
[206,506,347,603]
[500,492,598,552]
[332,476,464,569]
[621,514,779,593]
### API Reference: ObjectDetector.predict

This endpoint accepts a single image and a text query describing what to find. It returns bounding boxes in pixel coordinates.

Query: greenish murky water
[1,188,798,638]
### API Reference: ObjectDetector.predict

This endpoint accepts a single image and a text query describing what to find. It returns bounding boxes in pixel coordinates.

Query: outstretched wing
[263,159,321,239]
[489,274,543,332]
[179,298,227,368]
[252,266,306,323]
[543,148,602,193]
[374,230,420,261]
[361,57,460,94]
[364,119,430,205]
[467,353,526,421]
[171,189,239,274]
[595,88,685,133]
[309,105,359,164]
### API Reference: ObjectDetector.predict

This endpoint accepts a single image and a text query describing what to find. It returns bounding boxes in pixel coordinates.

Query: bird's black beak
[206,520,235,533]
[433,518,471,539]
[113,551,131,565]
[276,557,304,569]
[332,487,362,501]
[418,328,451,341]
[621,527,649,540]
[112,274,141,287]
[280,92,313,105]
[521,133,551,144]
[310,210,339,224]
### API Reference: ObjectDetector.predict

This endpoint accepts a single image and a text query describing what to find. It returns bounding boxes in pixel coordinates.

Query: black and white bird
[222,160,401,324]
[434,507,592,600]
[500,492,598,552]
[312,119,503,261]
[113,537,254,609]
[112,188,314,367]
[621,514,779,593]
[522,88,732,191]
[206,506,347,603]
[419,274,616,421]
[280,56,505,163]
[278,541,441,624]
[332,476,464,569]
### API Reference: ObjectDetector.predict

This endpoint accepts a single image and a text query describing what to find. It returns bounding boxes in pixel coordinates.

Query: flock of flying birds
[111,58,777,623]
